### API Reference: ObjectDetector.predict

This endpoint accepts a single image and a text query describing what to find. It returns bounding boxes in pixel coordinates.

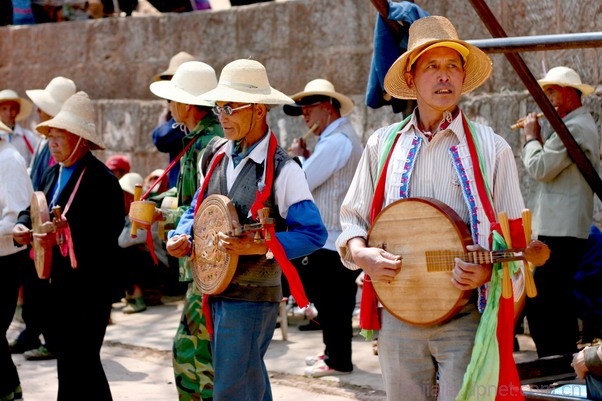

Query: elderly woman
[13,92,124,401]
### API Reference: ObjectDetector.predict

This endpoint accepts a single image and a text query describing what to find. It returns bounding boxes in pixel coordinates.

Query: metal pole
[468,0,602,201]
[467,32,602,53]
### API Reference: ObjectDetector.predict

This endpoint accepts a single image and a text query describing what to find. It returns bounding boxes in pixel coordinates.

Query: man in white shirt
[0,89,40,166]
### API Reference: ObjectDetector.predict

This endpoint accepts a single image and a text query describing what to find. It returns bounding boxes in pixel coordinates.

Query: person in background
[166,58,327,401]
[0,89,40,166]
[521,66,600,358]
[13,92,124,401]
[149,60,223,401]
[143,168,169,197]
[336,16,525,400]
[151,51,197,189]
[8,76,76,362]
[0,119,32,401]
[284,78,363,377]
[105,154,131,180]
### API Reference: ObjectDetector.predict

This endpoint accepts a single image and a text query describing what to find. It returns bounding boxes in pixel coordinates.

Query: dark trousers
[526,236,586,358]
[17,256,53,350]
[0,250,26,397]
[295,249,360,372]
[49,273,113,401]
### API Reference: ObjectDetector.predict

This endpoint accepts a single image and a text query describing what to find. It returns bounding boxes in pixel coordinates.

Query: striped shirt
[337,110,524,270]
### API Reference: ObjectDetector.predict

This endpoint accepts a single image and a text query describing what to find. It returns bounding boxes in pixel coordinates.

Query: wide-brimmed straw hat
[119,172,144,195]
[0,120,12,134]
[538,66,595,96]
[0,89,34,122]
[283,79,354,117]
[152,51,197,82]
[384,16,493,100]
[149,61,217,107]
[36,91,105,150]
[200,59,294,106]
[26,77,77,117]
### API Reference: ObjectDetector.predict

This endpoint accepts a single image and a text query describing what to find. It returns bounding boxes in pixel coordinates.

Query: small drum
[192,194,239,295]
[31,191,53,279]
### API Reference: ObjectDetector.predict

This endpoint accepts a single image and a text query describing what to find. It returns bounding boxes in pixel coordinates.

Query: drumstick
[131,184,142,238]
[521,209,538,298]
[497,212,513,300]
[302,122,319,141]
[510,112,545,130]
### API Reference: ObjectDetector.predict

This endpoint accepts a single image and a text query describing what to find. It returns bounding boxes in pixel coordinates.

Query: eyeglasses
[212,103,253,116]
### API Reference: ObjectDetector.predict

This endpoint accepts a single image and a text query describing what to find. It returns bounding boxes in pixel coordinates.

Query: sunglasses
[212,103,253,116]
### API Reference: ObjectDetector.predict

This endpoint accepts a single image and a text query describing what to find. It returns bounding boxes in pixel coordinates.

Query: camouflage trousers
[173,283,214,401]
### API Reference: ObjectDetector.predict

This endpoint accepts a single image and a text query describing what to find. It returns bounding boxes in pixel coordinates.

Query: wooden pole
[468,0,602,201]
[467,32,602,54]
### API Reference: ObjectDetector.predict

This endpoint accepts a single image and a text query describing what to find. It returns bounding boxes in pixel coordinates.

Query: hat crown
[303,79,337,94]
[407,16,461,56]
[171,61,218,96]
[541,66,583,86]
[119,172,143,195]
[167,52,196,74]
[45,77,77,104]
[61,91,95,122]
[0,89,20,101]
[218,59,272,95]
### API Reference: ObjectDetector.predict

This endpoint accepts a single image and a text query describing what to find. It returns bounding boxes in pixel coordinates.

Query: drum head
[192,194,239,295]
[31,191,52,279]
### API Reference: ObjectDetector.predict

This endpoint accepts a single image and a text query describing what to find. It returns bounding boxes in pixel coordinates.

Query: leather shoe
[8,339,40,354]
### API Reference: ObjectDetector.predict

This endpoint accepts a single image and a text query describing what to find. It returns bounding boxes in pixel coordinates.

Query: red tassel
[495,289,524,400]
[359,275,381,330]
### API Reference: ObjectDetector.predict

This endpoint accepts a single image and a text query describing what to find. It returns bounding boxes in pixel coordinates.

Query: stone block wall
[1,0,600,217]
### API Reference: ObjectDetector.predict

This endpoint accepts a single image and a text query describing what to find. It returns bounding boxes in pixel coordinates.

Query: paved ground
[8,296,539,400]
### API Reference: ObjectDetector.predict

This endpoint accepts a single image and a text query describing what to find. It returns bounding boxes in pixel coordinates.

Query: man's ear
[254,104,268,119]
[403,71,414,90]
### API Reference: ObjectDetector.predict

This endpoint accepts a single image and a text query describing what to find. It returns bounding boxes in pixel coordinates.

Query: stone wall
[1,0,601,215]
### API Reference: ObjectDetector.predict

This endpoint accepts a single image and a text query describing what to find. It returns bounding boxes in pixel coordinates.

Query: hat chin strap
[60,136,84,167]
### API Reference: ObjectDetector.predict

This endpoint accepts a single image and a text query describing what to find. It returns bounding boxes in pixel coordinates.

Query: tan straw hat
[384,16,493,100]
[119,172,144,195]
[200,59,294,105]
[0,120,12,134]
[26,77,77,117]
[36,91,105,150]
[149,61,217,107]
[283,79,354,117]
[153,51,197,82]
[538,66,595,96]
[0,89,34,122]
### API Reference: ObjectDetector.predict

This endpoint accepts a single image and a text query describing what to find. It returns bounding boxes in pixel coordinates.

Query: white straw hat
[538,66,595,96]
[283,79,354,117]
[0,120,12,133]
[152,51,197,82]
[119,172,144,195]
[0,89,34,122]
[26,77,77,117]
[36,91,105,150]
[384,16,493,100]
[149,61,218,107]
[200,59,294,105]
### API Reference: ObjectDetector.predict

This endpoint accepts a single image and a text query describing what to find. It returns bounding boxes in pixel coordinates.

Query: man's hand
[166,234,191,258]
[522,112,543,144]
[217,232,268,256]
[452,245,493,290]
[288,137,310,159]
[348,237,402,282]
[12,223,32,246]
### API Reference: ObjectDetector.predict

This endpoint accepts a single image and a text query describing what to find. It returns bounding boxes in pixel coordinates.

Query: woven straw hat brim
[200,85,294,106]
[0,90,34,122]
[26,89,62,117]
[288,90,354,117]
[0,120,12,133]
[152,52,197,83]
[384,40,492,100]
[149,80,214,107]
[538,79,595,96]
[37,116,104,150]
